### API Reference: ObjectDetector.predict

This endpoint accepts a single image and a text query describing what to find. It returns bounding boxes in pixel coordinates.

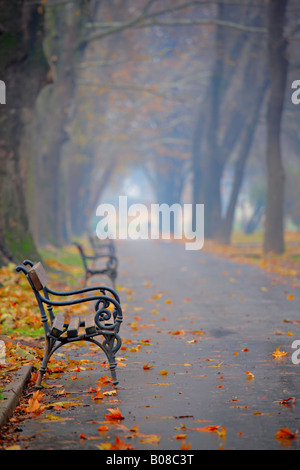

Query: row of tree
[0,0,299,265]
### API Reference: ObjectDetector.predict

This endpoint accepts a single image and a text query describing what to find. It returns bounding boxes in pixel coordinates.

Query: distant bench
[16,260,123,388]
[88,234,116,257]
[74,241,118,288]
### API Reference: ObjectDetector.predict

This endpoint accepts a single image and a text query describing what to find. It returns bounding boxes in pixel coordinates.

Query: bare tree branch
[140,18,266,33]
[86,2,266,44]
[77,81,176,100]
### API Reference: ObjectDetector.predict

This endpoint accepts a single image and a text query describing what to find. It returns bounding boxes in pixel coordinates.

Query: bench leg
[104,335,120,386]
[109,361,118,386]
[110,271,117,290]
[89,335,119,386]
[35,336,51,388]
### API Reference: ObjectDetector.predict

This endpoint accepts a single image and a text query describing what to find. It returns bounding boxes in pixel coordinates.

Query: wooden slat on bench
[50,314,65,338]
[85,313,97,335]
[28,262,49,291]
[67,316,80,338]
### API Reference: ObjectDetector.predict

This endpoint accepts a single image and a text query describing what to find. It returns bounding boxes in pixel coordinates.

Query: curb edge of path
[0,365,33,430]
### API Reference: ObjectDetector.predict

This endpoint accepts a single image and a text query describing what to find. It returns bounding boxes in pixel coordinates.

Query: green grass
[38,244,84,285]
[0,391,7,401]
[3,327,44,338]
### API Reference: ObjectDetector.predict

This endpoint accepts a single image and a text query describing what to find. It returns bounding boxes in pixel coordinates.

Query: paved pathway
[12,240,300,450]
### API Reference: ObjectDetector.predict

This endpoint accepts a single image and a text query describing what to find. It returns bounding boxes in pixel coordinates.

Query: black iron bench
[16,260,123,388]
[74,242,118,288]
[89,234,116,257]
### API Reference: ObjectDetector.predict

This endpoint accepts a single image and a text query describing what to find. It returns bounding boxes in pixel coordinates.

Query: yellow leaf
[244,370,255,379]
[272,346,289,359]
[209,362,224,368]
[140,434,161,444]
[129,345,141,353]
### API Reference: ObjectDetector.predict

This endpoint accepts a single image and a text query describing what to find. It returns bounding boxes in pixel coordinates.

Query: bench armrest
[38,293,123,327]
[44,285,120,304]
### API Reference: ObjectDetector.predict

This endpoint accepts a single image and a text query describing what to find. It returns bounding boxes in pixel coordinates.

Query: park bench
[89,234,116,257]
[74,242,118,288]
[15,260,123,388]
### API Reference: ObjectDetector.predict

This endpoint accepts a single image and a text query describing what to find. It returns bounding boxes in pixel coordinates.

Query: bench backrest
[28,262,49,291]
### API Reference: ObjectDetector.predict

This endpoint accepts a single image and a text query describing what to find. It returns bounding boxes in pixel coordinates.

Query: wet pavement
[11,240,300,450]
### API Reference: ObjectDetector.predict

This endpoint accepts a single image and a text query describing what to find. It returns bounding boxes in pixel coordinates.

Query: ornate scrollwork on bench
[15,260,123,388]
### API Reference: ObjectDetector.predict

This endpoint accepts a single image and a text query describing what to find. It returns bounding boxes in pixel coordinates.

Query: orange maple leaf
[274,427,298,440]
[143,364,154,370]
[272,346,289,359]
[96,375,112,385]
[113,436,136,450]
[97,425,108,433]
[181,441,192,450]
[187,425,226,438]
[27,391,45,415]
[98,436,135,450]
[104,407,124,421]
[92,391,104,401]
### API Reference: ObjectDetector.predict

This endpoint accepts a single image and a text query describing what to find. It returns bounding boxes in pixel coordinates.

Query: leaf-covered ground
[0,235,299,450]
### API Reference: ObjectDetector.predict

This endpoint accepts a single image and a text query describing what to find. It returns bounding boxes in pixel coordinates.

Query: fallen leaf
[104,407,124,421]
[140,434,161,444]
[97,425,108,432]
[272,346,289,359]
[129,346,141,353]
[143,364,154,370]
[26,390,45,415]
[97,436,135,450]
[209,362,224,368]
[274,427,298,440]
[96,375,112,385]
[92,391,104,400]
[174,434,187,440]
[274,397,296,406]
[244,370,255,379]
[180,441,192,450]
[187,424,226,438]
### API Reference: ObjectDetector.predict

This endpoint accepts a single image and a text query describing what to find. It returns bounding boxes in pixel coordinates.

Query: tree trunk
[0,0,49,263]
[217,79,269,245]
[263,0,288,254]
[30,3,91,246]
